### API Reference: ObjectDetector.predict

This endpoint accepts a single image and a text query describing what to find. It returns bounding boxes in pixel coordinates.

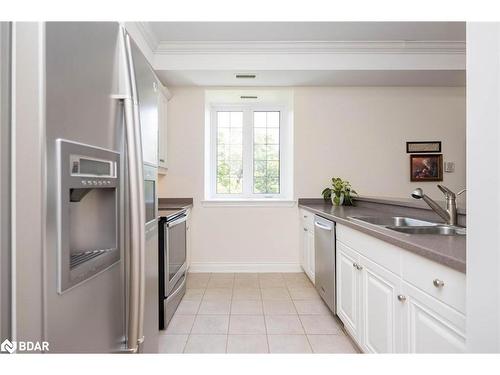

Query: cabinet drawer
[337,224,401,276]
[402,251,465,314]
[299,208,315,231]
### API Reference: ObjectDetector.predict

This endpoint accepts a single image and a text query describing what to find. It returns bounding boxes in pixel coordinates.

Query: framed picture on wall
[410,154,443,182]
[406,141,442,153]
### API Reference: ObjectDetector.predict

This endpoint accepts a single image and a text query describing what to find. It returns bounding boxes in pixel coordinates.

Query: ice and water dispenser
[57,140,121,293]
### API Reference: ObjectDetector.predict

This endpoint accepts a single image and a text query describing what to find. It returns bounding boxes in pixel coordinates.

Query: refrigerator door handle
[122,28,146,353]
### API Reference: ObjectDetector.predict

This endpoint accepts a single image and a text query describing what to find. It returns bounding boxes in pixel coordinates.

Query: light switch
[444,161,455,173]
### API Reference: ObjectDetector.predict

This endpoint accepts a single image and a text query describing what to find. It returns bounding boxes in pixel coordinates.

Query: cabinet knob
[303,228,308,232]
[397,295,407,302]
[433,279,445,288]
[356,264,363,271]
[352,262,358,268]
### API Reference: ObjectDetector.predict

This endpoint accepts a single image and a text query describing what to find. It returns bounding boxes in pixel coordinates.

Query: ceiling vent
[235,74,256,79]
[240,95,258,99]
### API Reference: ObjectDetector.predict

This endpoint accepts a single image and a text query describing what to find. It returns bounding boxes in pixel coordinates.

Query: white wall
[466,22,500,353]
[295,86,466,200]
[159,87,299,271]
[159,86,466,271]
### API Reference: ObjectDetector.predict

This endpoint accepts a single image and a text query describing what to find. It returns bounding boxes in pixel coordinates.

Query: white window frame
[206,103,293,204]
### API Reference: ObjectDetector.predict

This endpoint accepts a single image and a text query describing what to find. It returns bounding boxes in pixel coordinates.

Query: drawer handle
[356,264,363,271]
[433,279,445,288]
[397,295,406,302]
[303,215,308,218]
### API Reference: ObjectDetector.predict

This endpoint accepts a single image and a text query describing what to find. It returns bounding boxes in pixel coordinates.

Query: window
[207,103,292,202]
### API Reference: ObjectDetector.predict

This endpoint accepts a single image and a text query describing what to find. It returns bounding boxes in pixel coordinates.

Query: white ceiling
[140,22,466,87]
[148,22,465,42]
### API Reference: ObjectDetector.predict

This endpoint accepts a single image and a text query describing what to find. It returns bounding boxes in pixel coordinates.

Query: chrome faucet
[411,185,465,226]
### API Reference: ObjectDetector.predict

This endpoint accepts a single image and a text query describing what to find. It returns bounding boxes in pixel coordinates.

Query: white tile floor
[158,272,359,354]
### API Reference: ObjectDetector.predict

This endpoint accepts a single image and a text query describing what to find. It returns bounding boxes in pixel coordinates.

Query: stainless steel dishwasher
[314,215,336,313]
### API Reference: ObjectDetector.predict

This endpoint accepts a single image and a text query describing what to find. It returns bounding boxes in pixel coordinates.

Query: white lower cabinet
[299,209,315,284]
[336,223,466,353]
[360,254,404,353]
[402,281,466,353]
[336,241,360,339]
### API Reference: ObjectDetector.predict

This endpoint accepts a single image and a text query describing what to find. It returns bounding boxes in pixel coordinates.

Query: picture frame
[410,154,443,182]
[406,141,441,153]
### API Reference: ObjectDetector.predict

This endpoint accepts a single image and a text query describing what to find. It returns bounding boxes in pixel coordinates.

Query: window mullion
[242,108,253,198]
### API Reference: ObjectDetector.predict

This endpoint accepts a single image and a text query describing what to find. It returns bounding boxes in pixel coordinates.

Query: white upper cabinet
[158,85,170,172]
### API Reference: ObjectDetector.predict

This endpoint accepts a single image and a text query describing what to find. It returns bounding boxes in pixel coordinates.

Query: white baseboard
[188,262,302,273]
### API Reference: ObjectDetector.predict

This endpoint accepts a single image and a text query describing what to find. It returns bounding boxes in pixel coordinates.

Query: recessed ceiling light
[235,74,256,79]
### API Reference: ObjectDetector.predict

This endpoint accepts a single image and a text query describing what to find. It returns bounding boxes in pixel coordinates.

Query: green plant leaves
[321,177,358,206]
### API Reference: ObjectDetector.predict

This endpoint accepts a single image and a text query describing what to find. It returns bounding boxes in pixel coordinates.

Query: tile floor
[158,272,359,354]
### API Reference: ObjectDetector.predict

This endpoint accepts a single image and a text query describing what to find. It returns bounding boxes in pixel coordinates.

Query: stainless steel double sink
[349,216,466,236]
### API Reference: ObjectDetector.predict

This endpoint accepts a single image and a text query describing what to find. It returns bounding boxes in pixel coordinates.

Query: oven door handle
[167,214,187,228]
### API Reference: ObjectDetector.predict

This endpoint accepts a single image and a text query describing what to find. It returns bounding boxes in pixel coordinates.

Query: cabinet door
[336,241,360,339]
[186,209,192,270]
[158,90,168,169]
[360,255,404,353]
[300,226,307,271]
[307,229,315,283]
[300,226,309,273]
[402,281,466,353]
[302,227,314,283]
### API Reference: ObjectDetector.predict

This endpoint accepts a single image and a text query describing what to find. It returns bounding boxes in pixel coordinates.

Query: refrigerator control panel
[56,139,121,293]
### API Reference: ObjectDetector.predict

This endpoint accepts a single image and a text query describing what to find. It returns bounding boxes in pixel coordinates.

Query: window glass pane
[217,112,230,127]
[230,128,242,144]
[266,128,280,144]
[217,111,243,194]
[267,161,279,178]
[254,160,266,177]
[254,145,267,160]
[267,178,279,194]
[230,112,243,127]
[267,112,280,127]
[254,128,267,144]
[217,127,230,144]
[254,112,267,127]
[253,111,280,194]
[253,177,267,194]
[266,145,279,161]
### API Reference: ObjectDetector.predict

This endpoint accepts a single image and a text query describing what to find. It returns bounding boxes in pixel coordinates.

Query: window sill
[201,199,296,208]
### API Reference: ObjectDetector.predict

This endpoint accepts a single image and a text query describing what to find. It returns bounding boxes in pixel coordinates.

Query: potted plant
[321,177,358,206]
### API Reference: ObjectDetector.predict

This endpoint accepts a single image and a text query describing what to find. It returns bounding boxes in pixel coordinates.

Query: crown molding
[135,22,159,52]
[154,40,465,55]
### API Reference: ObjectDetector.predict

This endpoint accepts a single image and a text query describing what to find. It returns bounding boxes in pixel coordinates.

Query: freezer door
[45,22,126,353]
[0,22,11,343]
[129,39,158,166]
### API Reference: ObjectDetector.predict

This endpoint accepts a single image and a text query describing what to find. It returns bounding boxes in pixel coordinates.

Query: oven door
[165,213,187,295]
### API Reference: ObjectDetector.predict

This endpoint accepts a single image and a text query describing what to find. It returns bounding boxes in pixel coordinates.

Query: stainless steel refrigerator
[0,21,12,345]
[44,22,159,353]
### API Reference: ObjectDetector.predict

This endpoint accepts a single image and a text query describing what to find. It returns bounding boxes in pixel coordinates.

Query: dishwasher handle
[314,220,334,231]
